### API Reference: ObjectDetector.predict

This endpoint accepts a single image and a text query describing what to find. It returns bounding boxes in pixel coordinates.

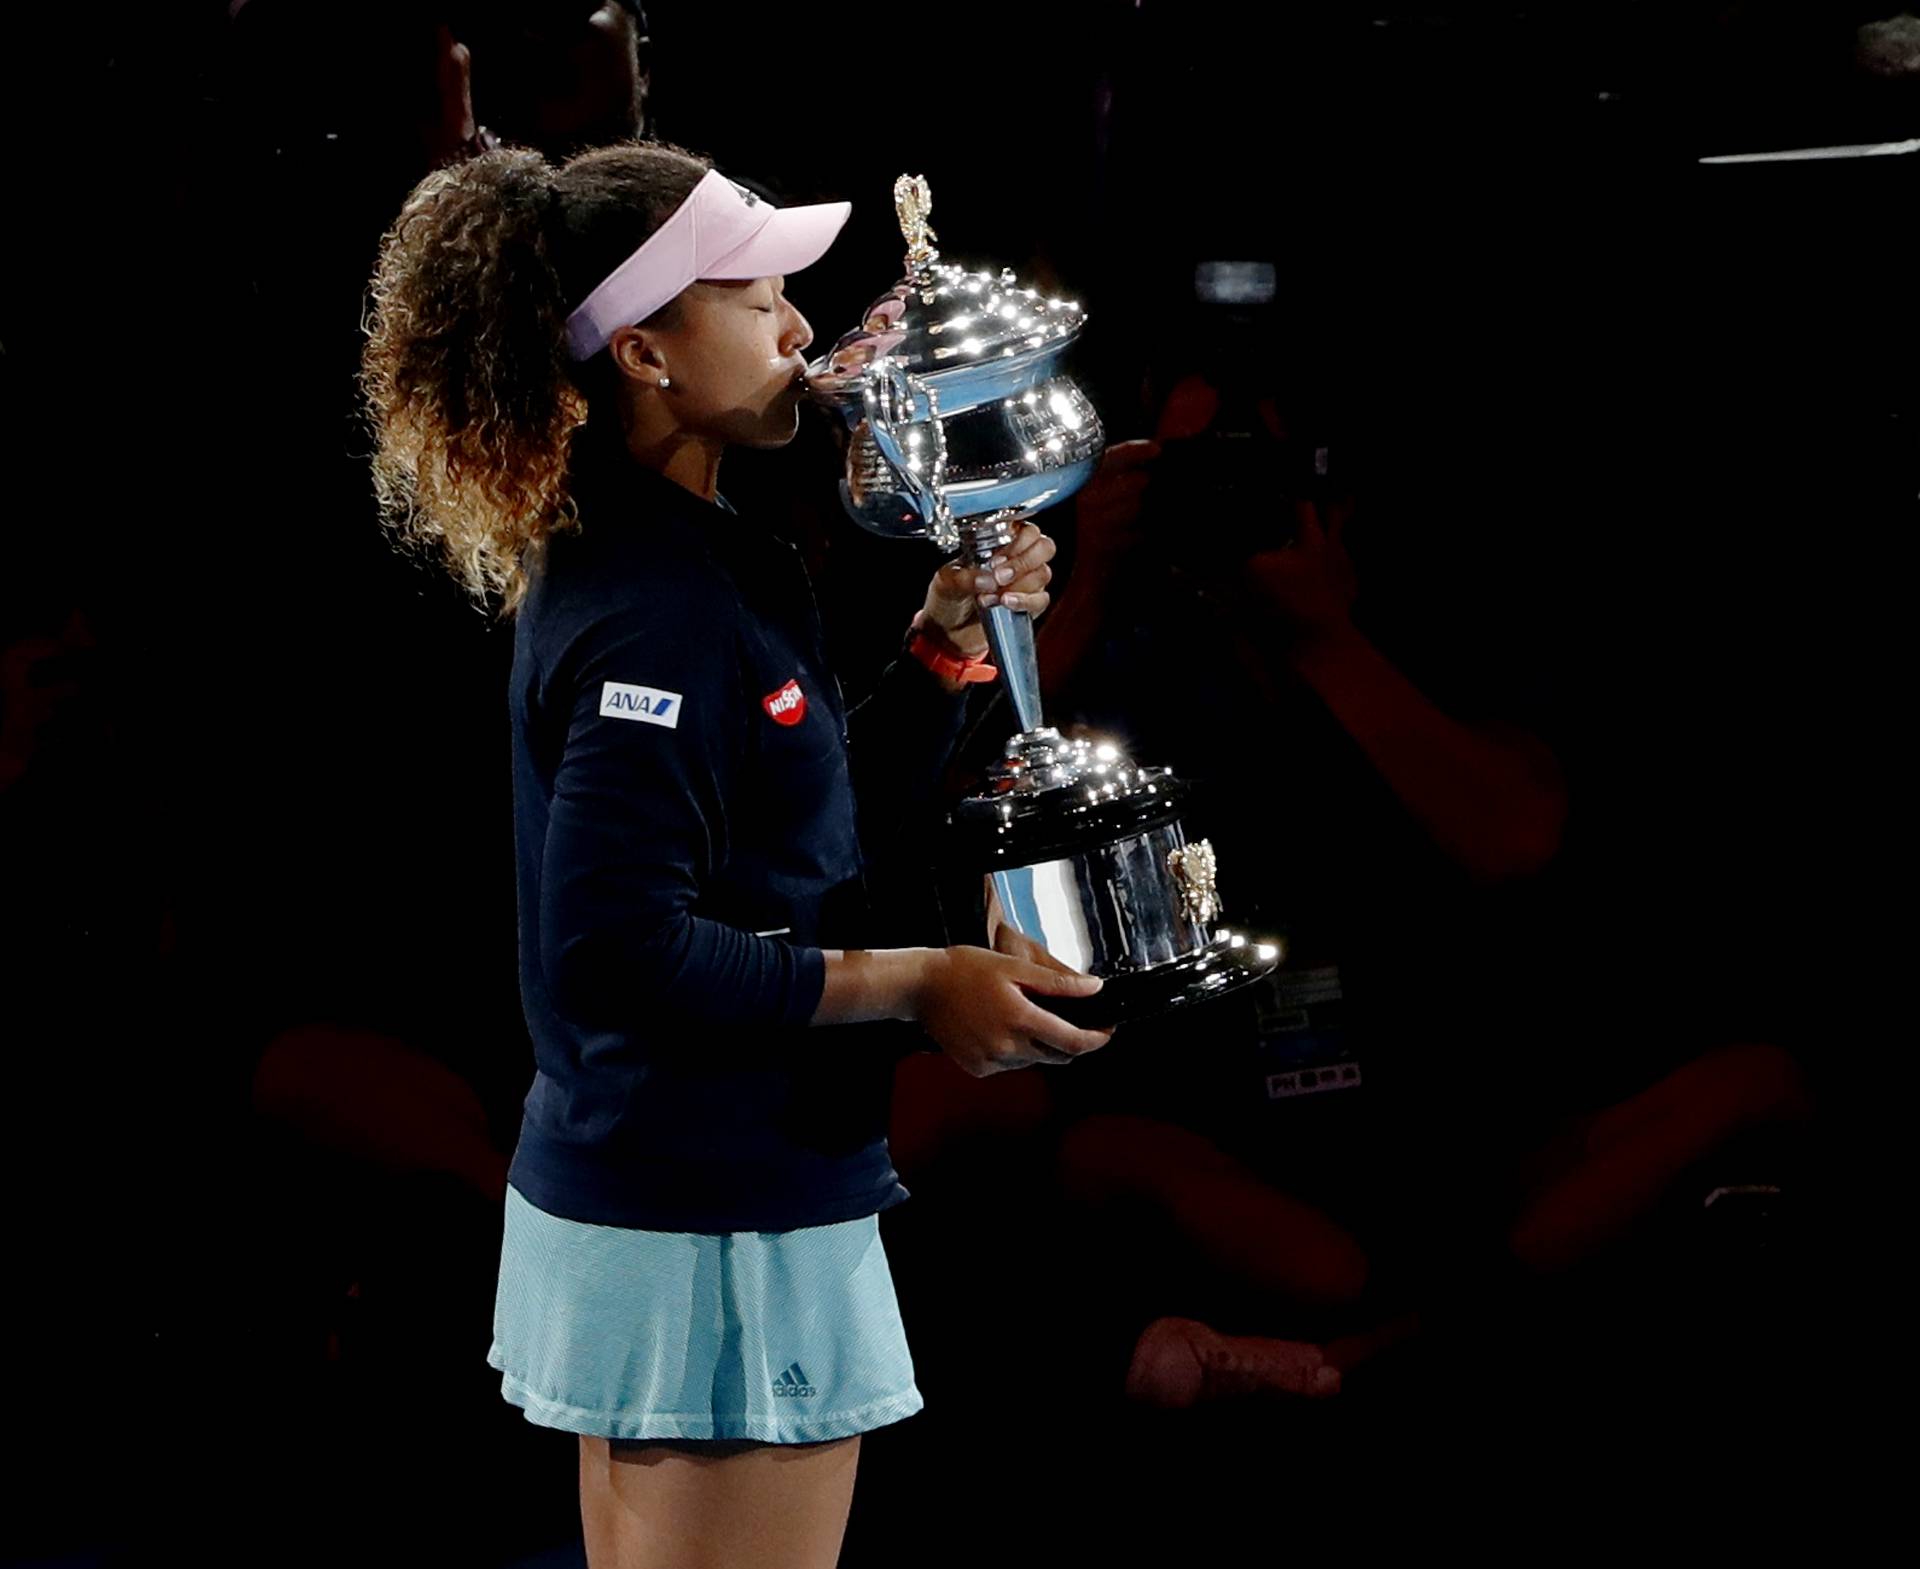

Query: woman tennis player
[359,140,1114,1566]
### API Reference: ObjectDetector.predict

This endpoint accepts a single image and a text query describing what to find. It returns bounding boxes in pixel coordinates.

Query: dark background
[1,3,1912,1564]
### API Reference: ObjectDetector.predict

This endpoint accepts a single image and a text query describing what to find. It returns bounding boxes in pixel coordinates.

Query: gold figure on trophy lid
[894,173,939,272]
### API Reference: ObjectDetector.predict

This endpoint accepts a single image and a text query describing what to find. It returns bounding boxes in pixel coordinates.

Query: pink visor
[563,169,852,361]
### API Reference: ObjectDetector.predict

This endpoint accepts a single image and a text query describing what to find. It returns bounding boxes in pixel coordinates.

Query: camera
[1141,260,1349,565]
[1148,431,1332,559]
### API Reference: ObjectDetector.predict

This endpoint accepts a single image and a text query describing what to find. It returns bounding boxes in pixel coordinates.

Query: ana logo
[763,679,806,726]
[771,1362,816,1398]
[599,681,683,728]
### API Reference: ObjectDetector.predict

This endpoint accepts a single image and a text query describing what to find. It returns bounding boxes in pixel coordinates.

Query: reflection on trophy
[805,175,1282,1026]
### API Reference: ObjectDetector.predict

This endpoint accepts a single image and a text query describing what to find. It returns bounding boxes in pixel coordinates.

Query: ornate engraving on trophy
[1168,839,1222,927]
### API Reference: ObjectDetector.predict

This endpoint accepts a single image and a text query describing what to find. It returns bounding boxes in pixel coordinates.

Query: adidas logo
[771,1362,816,1398]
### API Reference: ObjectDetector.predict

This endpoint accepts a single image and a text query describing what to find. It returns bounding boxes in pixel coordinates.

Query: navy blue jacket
[505,450,971,1230]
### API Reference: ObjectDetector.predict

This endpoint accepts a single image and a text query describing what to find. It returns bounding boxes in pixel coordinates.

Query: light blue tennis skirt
[487,1182,924,1444]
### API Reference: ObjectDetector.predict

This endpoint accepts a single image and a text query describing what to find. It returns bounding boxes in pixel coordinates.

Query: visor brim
[700,199,852,283]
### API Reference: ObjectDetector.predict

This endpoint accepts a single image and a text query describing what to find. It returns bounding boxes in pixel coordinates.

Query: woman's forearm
[813,947,939,1026]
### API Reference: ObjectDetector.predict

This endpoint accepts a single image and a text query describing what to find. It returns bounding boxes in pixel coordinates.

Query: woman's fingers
[968,523,1060,613]
[982,527,1057,581]
[1011,998,1115,1057]
[1016,1038,1078,1067]
[971,528,1058,584]
[1002,562,1051,595]
[1012,530,1058,573]
[1022,937,1083,975]
[974,559,1052,593]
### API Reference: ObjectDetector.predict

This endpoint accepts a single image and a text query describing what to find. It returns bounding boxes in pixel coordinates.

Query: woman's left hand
[919,522,1057,657]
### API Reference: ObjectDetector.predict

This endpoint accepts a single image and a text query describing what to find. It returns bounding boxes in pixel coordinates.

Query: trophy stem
[963,509,1046,737]
[981,602,1044,737]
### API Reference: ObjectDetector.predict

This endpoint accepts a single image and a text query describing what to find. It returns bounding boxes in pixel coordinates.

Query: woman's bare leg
[578,1434,860,1569]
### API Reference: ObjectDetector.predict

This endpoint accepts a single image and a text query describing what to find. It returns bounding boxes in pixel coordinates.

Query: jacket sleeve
[537,596,828,1037]
[843,647,972,833]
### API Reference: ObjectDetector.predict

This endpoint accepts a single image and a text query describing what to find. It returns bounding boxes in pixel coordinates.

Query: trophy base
[1032,930,1285,1030]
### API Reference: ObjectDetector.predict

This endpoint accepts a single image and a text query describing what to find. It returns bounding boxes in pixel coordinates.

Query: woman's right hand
[914,946,1114,1078]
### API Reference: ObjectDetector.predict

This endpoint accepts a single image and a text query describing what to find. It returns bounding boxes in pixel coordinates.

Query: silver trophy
[805,175,1281,1025]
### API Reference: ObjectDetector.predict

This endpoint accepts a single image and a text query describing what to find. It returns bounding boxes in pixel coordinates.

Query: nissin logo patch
[600,681,682,728]
[763,680,806,726]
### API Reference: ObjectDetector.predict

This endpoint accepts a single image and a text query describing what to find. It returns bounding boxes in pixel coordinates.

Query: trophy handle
[860,359,957,548]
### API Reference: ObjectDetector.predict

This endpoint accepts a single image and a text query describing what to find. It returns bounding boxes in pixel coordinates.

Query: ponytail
[359,139,710,618]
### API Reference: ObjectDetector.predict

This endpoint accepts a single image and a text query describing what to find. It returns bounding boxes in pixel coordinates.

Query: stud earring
[658,376,672,390]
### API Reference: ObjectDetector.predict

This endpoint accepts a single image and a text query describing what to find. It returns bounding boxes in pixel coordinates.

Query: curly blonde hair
[359,140,711,619]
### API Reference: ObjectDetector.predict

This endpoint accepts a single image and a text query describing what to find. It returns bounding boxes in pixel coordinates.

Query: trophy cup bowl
[804,176,1282,1027]
[805,270,1106,548]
